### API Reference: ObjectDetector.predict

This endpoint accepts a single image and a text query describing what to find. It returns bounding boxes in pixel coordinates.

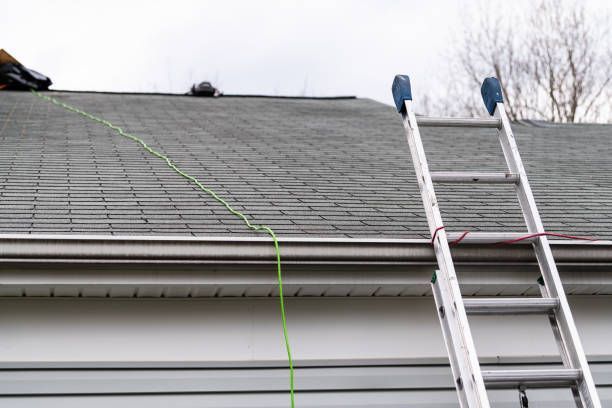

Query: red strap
[432,229,596,246]
[430,226,445,245]
[449,231,470,247]
[496,232,596,245]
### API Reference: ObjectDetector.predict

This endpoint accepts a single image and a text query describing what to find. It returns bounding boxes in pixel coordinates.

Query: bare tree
[456,4,527,120]
[447,0,611,123]
[528,0,611,122]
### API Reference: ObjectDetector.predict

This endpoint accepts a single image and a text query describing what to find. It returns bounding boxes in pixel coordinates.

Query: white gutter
[0,234,611,265]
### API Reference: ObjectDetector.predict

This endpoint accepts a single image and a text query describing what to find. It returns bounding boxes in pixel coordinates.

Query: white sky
[4,0,611,107]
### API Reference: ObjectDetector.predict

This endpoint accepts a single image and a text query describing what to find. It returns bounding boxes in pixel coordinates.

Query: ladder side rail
[495,103,601,408]
[401,100,490,408]
[539,283,584,407]
[431,272,470,408]
[494,103,546,235]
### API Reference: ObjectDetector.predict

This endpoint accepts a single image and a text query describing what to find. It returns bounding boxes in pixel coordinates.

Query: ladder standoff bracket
[392,74,412,113]
[481,77,504,115]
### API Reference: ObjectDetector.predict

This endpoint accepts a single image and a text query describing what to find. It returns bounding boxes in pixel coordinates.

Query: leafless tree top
[430,0,611,123]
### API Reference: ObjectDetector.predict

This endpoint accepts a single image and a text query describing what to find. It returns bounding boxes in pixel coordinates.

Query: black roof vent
[189,81,220,97]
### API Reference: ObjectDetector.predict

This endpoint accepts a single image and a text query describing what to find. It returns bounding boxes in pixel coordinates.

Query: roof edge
[0,234,611,265]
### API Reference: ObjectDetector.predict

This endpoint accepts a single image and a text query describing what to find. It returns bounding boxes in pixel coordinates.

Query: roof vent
[189,81,221,97]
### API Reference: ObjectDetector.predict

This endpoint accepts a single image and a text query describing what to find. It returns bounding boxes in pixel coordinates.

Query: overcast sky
[4,0,611,108]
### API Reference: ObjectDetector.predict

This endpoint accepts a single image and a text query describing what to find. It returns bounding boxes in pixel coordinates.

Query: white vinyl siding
[1,296,611,406]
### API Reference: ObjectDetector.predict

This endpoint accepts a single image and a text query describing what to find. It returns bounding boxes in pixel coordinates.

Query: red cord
[430,226,445,245]
[432,229,596,246]
[496,232,596,245]
[449,231,470,247]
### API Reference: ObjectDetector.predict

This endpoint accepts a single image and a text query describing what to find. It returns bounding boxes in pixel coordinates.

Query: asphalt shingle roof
[0,91,611,239]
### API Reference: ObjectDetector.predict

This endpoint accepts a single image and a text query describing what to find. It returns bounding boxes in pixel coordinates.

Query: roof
[1,90,611,240]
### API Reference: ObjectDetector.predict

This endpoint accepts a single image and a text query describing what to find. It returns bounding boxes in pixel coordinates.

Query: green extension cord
[32,90,296,408]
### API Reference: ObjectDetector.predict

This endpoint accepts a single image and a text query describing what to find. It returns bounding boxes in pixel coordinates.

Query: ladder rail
[431,271,472,408]
[495,103,601,408]
[401,100,490,408]
[539,282,584,406]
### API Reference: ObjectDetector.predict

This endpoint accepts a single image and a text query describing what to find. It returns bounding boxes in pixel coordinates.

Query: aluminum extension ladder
[391,75,601,408]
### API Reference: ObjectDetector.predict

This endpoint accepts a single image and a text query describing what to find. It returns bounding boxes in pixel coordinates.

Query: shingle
[0,90,611,239]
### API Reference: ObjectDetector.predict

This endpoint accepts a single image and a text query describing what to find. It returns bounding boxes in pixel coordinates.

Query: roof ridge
[44,89,357,100]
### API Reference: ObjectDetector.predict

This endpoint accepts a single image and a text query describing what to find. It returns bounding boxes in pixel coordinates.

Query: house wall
[1,296,612,363]
[1,296,612,406]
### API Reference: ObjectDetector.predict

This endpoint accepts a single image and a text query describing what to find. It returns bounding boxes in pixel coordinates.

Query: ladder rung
[431,172,519,184]
[446,232,536,244]
[463,298,559,315]
[482,368,582,389]
[416,116,502,129]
